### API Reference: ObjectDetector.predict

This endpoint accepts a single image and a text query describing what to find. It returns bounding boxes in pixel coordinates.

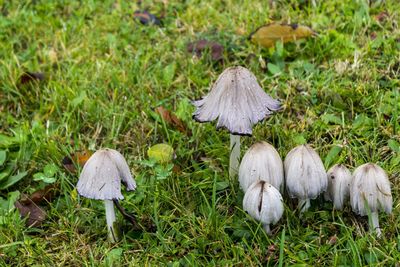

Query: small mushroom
[239,141,283,192]
[324,164,352,210]
[350,163,392,237]
[284,144,327,212]
[192,66,281,179]
[77,148,136,242]
[243,181,284,235]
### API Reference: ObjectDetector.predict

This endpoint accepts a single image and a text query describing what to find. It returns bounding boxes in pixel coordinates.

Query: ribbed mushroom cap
[350,163,392,216]
[239,141,283,192]
[284,144,327,200]
[192,66,281,136]
[324,164,352,210]
[243,181,284,225]
[77,149,136,200]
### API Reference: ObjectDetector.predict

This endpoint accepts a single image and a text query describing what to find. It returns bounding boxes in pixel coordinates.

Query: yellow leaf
[250,23,316,48]
[147,143,174,163]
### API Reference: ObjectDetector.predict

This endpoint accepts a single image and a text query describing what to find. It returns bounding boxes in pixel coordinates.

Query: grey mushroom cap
[77,148,136,200]
[324,164,352,210]
[239,141,284,192]
[192,66,281,136]
[243,181,284,225]
[284,144,327,200]
[350,163,392,216]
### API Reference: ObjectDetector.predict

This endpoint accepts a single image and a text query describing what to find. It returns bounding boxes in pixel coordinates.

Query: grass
[0,0,399,265]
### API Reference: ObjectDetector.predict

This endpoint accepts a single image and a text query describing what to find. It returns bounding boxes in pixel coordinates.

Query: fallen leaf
[14,200,46,227]
[19,72,45,85]
[187,39,224,61]
[147,143,174,163]
[134,10,161,25]
[155,106,189,134]
[19,184,58,205]
[62,150,92,173]
[375,11,388,22]
[328,235,338,245]
[249,23,316,48]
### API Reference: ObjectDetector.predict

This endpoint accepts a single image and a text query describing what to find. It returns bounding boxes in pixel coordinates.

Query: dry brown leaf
[15,200,46,227]
[134,10,161,25]
[187,39,224,61]
[249,23,316,48]
[62,150,92,174]
[155,106,190,135]
[20,184,58,205]
[375,11,389,22]
[19,72,45,85]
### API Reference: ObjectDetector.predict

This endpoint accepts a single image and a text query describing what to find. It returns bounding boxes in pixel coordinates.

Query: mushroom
[350,163,392,237]
[77,148,136,242]
[284,144,327,212]
[243,181,284,234]
[239,141,283,192]
[324,164,352,210]
[192,66,281,179]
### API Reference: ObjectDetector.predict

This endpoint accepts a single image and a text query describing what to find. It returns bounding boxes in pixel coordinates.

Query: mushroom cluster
[237,140,392,237]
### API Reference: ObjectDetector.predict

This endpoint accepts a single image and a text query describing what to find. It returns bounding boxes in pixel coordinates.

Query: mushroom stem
[370,211,382,238]
[229,134,240,179]
[104,200,118,243]
[298,198,311,213]
[263,224,271,235]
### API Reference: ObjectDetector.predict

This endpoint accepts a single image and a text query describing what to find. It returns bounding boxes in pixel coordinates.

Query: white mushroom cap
[239,141,283,192]
[324,164,352,210]
[284,144,327,200]
[192,66,281,136]
[350,163,392,216]
[243,181,284,226]
[77,148,136,200]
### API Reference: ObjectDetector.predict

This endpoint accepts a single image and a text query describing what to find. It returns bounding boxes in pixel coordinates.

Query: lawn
[0,0,399,266]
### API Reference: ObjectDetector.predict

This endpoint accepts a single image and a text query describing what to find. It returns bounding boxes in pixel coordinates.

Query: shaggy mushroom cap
[350,163,392,216]
[77,149,136,200]
[192,66,281,136]
[243,181,284,225]
[239,141,283,192]
[325,164,352,210]
[284,144,327,200]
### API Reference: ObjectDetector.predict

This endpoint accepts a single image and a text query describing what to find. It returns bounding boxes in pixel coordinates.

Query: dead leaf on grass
[19,184,58,205]
[134,10,161,25]
[15,200,46,227]
[249,23,316,48]
[375,11,389,22]
[19,72,45,85]
[155,106,190,134]
[187,39,224,61]
[62,150,92,174]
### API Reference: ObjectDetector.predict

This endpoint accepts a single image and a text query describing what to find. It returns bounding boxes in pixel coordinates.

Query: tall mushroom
[284,144,327,212]
[192,66,281,179]
[77,148,136,242]
[350,163,392,237]
[243,181,284,235]
[324,164,352,210]
[239,141,284,192]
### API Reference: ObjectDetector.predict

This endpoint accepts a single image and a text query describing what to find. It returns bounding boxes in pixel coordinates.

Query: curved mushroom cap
[192,66,281,136]
[243,181,284,225]
[324,164,352,210]
[77,148,136,200]
[284,144,327,200]
[239,141,283,192]
[350,163,392,216]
